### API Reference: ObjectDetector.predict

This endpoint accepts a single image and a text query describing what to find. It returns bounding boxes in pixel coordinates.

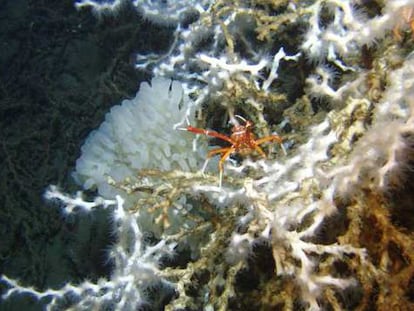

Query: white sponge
[73,77,204,197]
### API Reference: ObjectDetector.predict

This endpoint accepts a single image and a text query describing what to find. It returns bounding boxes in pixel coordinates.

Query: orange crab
[185,115,285,185]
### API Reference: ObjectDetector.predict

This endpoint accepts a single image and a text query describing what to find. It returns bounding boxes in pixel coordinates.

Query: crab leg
[187,126,233,144]
[255,135,286,155]
[202,147,234,187]
[201,147,231,173]
[217,147,235,187]
[255,134,283,145]
[253,144,267,158]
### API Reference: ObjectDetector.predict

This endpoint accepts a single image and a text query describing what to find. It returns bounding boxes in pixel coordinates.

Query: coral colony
[3,0,414,310]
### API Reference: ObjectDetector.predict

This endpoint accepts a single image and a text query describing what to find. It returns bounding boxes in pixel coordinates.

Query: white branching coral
[3,0,414,310]
[2,190,176,310]
[330,54,414,194]
[75,0,214,25]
